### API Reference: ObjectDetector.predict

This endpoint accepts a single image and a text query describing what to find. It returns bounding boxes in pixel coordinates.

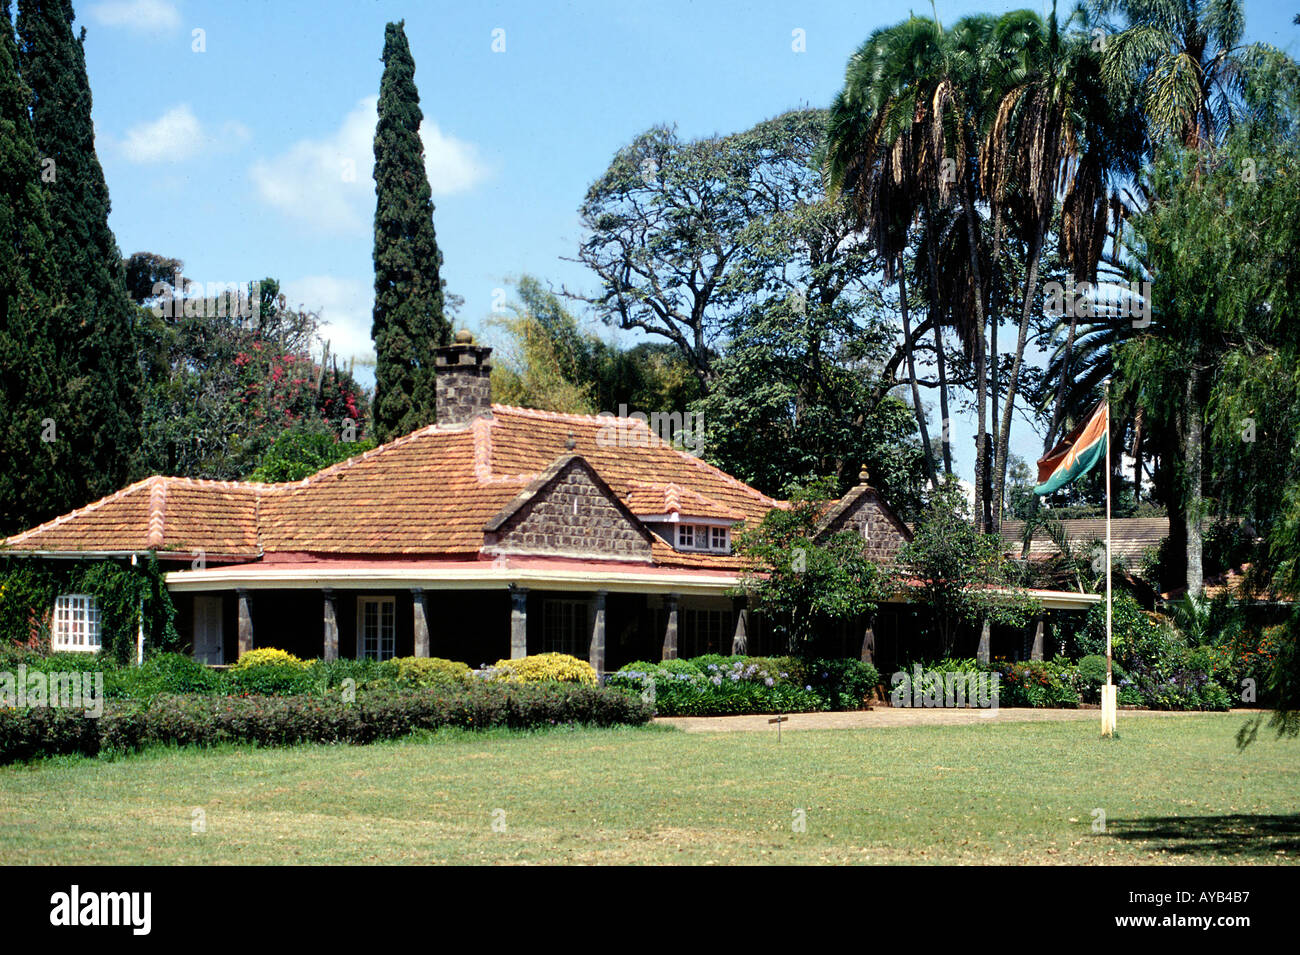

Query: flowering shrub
[484,653,597,685]
[987,659,1082,708]
[608,655,877,716]
[231,648,308,670]
[907,654,1230,711]
[392,656,471,686]
[1204,625,1283,703]
[1119,648,1232,711]
[0,683,653,764]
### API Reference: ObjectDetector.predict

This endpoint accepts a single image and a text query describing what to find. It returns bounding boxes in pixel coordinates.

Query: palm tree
[1092,0,1250,151]
[828,13,1007,526]
[983,4,1143,531]
[826,21,941,490]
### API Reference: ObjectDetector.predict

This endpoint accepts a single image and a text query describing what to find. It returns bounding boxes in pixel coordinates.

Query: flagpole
[1102,379,1116,737]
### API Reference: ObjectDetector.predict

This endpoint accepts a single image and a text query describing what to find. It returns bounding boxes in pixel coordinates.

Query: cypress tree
[0,0,72,534]
[16,0,141,506]
[371,20,449,442]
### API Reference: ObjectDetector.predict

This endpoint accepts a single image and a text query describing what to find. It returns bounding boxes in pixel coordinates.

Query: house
[3,335,1096,672]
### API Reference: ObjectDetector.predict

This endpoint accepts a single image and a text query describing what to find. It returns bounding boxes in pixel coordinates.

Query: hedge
[0,682,653,764]
[608,655,879,716]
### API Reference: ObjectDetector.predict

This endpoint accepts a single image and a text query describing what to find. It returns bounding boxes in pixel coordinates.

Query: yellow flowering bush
[487,653,597,685]
[231,648,307,671]
[392,656,471,684]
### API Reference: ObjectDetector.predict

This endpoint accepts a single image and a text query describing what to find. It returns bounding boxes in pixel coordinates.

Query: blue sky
[78,0,1300,482]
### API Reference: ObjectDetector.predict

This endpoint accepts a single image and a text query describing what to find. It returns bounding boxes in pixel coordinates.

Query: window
[675,523,730,554]
[52,594,101,652]
[542,599,589,657]
[357,597,396,661]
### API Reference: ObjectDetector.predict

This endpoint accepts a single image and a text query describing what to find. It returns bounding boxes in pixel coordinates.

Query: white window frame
[51,594,101,652]
[710,526,730,552]
[356,596,396,661]
[675,523,730,554]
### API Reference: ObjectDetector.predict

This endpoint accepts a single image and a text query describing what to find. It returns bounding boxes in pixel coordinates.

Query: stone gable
[486,458,653,560]
[818,487,910,562]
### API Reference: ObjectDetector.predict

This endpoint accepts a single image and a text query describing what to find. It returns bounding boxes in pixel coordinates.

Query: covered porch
[165,557,756,674]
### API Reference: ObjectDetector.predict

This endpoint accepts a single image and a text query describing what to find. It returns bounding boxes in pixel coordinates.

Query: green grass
[1,714,1297,864]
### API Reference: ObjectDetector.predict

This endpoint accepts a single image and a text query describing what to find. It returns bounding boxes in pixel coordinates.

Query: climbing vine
[0,555,179,664]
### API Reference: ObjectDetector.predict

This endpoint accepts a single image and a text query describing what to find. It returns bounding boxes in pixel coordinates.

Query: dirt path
[653,707,1254,733]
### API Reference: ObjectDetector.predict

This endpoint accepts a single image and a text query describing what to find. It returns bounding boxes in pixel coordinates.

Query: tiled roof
[1001,517,1170,565]
[484,406,778,523]
[3,406,780,569]
[2,476,261,557]
[623,480,747,521]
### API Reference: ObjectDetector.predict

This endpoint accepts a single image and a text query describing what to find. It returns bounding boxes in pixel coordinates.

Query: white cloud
[248,96,488,234]
[87,0,180,33]
[420,120,490,195]
[280,275,375,380]
[119,104,249,163]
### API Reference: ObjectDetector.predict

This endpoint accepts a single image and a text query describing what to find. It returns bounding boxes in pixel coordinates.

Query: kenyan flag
[1033,401,1109,495]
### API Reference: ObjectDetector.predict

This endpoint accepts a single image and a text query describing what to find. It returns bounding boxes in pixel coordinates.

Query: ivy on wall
[0,554,180,664]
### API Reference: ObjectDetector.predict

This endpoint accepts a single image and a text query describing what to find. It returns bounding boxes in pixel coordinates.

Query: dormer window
[675,523,730,554]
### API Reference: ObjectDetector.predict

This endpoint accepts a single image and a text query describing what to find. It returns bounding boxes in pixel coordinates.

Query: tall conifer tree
[16,0,141,506]
[371,20,448,442]
[0,0,69,534]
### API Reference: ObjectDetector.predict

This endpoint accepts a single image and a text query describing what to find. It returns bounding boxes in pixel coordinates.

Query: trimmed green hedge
[0,682,653,764]
[0,650,480,700]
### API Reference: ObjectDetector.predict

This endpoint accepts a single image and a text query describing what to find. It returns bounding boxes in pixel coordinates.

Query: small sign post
[768,714,788,742]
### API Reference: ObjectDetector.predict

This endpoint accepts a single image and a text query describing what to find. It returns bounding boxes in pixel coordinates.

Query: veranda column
[412,588,430,658]
[731,600,749,655]
[589,591,607,676]
[509,586,528,659]
[1029,617,1045,662]
[236,589,254,657]
[661,593,679,661]
[322,588,338,662]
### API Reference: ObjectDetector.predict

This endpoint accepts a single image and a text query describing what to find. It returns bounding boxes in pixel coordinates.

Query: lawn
[1,713,1297,864]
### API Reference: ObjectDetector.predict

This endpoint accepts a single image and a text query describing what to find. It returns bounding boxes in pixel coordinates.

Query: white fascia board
[165,564,742,597]
[637,514,736,526]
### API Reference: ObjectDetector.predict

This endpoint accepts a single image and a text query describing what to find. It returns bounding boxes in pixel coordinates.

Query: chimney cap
[454,328,475,345]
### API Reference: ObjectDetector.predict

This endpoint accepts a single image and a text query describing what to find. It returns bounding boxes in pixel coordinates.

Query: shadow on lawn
[1109,813,1300,859]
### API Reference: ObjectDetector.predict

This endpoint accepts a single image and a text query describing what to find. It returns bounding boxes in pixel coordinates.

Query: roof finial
[859,465,870,484]
[454,328,474,344]
[565,431,576,451]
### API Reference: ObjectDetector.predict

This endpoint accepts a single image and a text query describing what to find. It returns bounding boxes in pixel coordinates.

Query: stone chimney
[435,329,493,426]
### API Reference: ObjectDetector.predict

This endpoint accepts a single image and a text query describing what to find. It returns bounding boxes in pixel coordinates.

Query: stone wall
[491,462,653,560]
[822,488,910,561]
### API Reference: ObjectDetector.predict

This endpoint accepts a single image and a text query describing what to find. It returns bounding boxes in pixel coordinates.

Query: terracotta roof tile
[623,481,746,521]
[3,406,779,571]
[3,476,261,556]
